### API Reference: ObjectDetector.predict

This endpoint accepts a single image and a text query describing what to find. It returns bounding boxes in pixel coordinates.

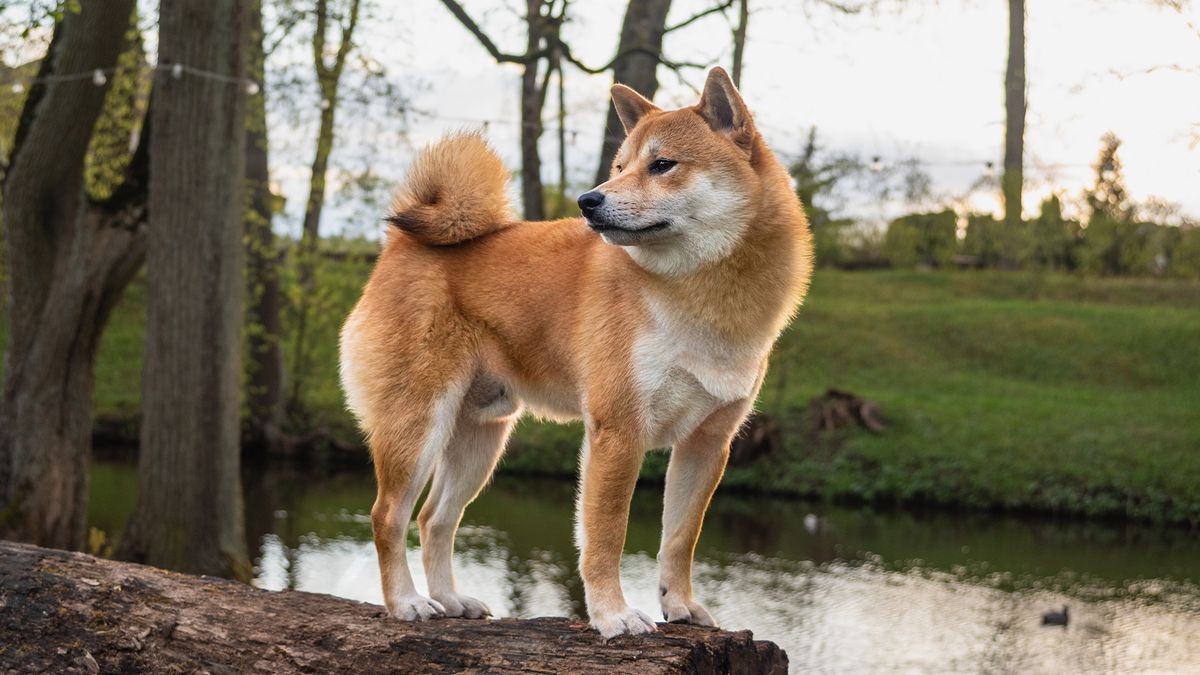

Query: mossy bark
[0,541,789,674]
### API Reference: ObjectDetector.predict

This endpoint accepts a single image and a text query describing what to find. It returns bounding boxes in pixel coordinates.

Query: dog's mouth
[587,219,673,245]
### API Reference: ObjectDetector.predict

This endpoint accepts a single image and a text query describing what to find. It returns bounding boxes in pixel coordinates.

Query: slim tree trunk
[520,0,546,220]
[1002,0,1025,229]
[244,0,284,450]
[556,61,568,216]
[594,0,672,185]
[730,0,749,88]
[120,0,251,580]
[0,0,143,550]
[290,0,360,413]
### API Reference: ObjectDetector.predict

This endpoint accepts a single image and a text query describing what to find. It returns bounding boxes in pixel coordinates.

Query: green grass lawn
[5,265,1198,523]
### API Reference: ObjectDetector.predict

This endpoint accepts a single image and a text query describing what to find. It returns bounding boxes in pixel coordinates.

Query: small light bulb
[320,98,331,110]
[11,82,24,94]
[92,69,107,86]
[171,63,183,79]
[246,80,260,95]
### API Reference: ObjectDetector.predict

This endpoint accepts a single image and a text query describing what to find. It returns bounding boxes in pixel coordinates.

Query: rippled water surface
[90,459,1200,673]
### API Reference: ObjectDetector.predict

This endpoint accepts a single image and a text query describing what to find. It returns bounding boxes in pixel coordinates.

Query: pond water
[89,458,1200,673]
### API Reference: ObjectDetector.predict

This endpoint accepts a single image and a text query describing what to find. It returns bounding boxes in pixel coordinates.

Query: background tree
[438,0,566,221]
[120,0,251,579]
[789,127,863,267]
[1002,0,1025,229]
[593,0,673,185]
[290,0,361,413]
[730,0,749,87]
[0,0,146,549]
[1079,132,1137,275]
[244,0,284,449]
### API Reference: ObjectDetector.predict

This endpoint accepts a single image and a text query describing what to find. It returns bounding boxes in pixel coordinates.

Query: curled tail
[385,132,512,245]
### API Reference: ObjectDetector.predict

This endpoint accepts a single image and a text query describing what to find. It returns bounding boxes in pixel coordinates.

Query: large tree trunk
[244,0,285,450]
[594,0,672,186]
[120,0,251,580]
[0,541,789,674]
[520,0,546,220]
[0,0,143,550]
[1002,0,1025,229]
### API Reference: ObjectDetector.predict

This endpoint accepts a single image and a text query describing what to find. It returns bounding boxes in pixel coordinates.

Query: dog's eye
[615,164,623,173]
[648,159,677,175]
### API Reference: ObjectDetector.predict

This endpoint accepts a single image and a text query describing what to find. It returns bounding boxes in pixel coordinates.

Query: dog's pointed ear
[611,84,660,133]
[695,67,755,155]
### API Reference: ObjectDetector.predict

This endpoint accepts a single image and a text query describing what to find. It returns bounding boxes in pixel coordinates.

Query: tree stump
[806,388,887,437]
[0,542,788,674]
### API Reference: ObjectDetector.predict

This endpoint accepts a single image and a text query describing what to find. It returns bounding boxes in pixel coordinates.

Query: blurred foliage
[884,209,957,268]
[83,7,148,200]
[800,131,1200,279]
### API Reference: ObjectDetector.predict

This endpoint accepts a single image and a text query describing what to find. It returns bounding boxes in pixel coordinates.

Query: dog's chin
[587,219,675,246]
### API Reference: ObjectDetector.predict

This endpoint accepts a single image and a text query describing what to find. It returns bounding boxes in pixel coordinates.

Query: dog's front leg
[577,425,656,638]
[658,399,751,626]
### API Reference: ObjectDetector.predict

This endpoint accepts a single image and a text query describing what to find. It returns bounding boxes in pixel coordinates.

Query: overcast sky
[290,0,1195,236]
[7,1,1197,235]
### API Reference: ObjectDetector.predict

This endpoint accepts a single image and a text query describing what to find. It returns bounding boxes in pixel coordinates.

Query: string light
[3,64,1096,175]
[4,61,263,97]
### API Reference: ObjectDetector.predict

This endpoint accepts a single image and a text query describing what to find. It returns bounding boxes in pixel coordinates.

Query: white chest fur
[631,293,768,448]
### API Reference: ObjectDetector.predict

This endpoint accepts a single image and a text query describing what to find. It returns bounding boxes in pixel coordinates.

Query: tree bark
[1002,0,1025,229]
[0,541,789,674]
[244,0,285,450]
[0,0,143,550]
[594,0,672,186]
[730,0,749,88]
[520,0,546,220]
[120,0,251,580]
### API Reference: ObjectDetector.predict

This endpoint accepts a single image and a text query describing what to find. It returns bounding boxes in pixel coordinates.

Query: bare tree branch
[665,0,734,33]
[438,0,533,64]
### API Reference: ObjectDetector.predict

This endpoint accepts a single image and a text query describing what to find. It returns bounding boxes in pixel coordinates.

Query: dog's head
[579,67,761,276]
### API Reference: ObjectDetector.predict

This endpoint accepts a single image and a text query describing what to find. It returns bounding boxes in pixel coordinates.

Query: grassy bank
[5,266,1198,524]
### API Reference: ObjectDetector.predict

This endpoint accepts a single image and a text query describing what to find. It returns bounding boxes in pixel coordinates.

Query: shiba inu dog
[339,67,812,638]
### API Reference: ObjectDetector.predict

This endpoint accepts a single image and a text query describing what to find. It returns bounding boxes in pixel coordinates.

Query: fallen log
[0,542,787,674]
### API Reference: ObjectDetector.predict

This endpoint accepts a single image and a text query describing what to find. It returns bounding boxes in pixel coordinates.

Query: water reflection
[89,459,1200,673]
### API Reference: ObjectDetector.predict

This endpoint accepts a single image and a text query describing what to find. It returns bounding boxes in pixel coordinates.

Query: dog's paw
[388,594,446,621]
[432,591,492,619]
[589,605,658,638]
[661,595,717,627]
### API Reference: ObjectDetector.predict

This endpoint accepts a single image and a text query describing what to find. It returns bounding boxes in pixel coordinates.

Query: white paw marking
[590,605,658,638]
[660,595,717,627]
[432,591,492,619]
[389,594,446,621]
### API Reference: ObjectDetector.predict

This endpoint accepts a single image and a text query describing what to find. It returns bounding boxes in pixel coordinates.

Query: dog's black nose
[577,190,605,217]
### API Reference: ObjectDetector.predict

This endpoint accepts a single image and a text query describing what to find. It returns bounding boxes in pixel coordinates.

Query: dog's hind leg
[418,373,519,618]
[370,379,468,621]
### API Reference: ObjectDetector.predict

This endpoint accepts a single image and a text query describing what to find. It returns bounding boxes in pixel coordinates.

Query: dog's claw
[590,606,658,638]
[432,591,492,619]
[389,594,446,621]
[661,596,717,627]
